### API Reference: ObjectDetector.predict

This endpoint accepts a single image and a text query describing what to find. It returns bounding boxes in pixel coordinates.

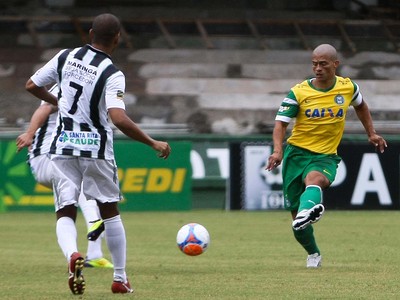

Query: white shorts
[50,155,122,211]
[29,154,53,188]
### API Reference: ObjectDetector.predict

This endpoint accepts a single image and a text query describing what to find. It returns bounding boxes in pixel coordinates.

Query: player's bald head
[312,44,338,61]
[91,13,121,46]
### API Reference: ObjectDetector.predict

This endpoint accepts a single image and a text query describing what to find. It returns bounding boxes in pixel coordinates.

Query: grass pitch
[1,210,400,299]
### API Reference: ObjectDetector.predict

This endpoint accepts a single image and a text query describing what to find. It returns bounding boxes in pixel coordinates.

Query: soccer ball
[176,223,210,256]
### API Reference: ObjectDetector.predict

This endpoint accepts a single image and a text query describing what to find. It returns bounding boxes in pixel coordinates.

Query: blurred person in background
[266,43,387,268]
[16,84,113,269]
[25,13,171,295]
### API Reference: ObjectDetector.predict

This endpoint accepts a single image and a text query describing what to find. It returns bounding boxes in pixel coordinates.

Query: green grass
[1,210,400,299]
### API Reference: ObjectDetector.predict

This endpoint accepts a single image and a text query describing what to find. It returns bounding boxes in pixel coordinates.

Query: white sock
[56,216,78,261]
[78,193,103,260]
[104,215,127,282]
[78,192,100,223]
[86,237,103,260]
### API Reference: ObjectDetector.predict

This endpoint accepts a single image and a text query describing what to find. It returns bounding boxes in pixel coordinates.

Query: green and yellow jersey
[276,76,363,154]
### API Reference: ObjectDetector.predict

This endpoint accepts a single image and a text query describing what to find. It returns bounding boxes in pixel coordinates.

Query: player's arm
[26,79,58,106]
[16,103,57,152]
[266,90,298,171]
[266,120,288,171]
[354,100,387,153]
[108,108,171,159]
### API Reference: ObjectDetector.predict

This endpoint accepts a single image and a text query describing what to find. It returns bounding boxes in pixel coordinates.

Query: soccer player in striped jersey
[16,84,113,269]
[25,13,171,294]
[266,44,387,268]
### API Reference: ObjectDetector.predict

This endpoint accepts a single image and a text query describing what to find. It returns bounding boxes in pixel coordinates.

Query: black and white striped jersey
[29,85,58,159]
[30,44,126,160]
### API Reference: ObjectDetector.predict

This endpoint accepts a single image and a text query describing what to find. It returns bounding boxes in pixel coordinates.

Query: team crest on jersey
[116,90,124,100]
[334,94,344,105]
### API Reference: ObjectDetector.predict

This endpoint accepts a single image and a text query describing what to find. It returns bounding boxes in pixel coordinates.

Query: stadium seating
[1,1,400,134]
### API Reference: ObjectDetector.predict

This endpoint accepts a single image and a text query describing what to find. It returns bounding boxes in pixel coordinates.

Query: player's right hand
[16,133,33,152]
[153,141,171,159]
[266,151,282,171]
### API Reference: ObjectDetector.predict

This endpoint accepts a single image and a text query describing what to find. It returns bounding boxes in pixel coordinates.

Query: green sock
[298,185,322,211]
[293,225,320,255]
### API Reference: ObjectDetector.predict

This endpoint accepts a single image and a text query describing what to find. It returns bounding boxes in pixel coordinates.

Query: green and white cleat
[87,219,105,241]
[84,257,114,268]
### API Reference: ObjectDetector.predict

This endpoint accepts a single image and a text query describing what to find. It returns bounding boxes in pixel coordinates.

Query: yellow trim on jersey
[286,76,358,154]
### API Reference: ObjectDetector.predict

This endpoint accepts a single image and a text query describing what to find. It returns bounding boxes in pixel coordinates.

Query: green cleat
[84,257,114,268]
[87,219,104,241]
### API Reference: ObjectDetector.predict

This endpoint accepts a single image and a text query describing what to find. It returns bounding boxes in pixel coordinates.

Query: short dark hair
[91,13,121,46]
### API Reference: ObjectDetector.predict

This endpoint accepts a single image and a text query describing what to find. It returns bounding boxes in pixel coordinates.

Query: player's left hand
[368,133,387,153]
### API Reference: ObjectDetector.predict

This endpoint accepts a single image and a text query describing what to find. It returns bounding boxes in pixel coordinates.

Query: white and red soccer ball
[176,223,210,256]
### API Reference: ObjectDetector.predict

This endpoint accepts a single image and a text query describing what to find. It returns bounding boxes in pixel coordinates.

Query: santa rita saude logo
[58,131,99,145]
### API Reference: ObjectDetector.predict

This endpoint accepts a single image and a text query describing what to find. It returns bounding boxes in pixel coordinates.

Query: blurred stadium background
[0,0,399,211]
[1,0,400,134]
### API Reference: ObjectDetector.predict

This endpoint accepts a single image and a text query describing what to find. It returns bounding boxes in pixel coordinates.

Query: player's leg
[283,147,321,267]
[78,191,102,252]
[293,154,341,230]
[291,210,321,268]
[291,208,322,268]
[82,158,133,293]
[52,155,81,258]
[292,225,320,256]
[293,182,325,231]
[298,184,323,211]
[98,202,133,293]
[78,192,113,268]
[51,155,86,294]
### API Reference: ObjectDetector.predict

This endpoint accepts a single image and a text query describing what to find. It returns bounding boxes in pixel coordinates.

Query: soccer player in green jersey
[266,44,387,268]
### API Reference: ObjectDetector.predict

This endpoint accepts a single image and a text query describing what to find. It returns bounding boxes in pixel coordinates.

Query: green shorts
[282,144,341,211]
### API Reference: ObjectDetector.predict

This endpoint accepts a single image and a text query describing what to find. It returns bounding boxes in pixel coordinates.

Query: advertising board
[228,141,399,210]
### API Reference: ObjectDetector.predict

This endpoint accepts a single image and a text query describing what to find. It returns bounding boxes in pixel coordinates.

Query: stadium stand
[0,0,400,134]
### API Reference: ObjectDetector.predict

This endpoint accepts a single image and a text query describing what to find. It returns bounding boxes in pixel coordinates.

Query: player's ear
[89,29,94,42]
[113,32,120,47]
[334,60,340,68]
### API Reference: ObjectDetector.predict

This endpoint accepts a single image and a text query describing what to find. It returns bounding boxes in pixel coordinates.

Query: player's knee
[98,202,119,219]
[56,204,78,220]
[305,171,329,188]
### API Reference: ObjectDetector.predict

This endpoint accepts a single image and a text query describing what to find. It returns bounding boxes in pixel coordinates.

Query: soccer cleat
[68,252,86,295]
[84,257,114,268]
[292,204,325,231]
[307,253,322,268]
[87,219,104,241]
[111,279,134,294]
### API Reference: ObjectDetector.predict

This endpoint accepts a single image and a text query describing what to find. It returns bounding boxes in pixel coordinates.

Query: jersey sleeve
[275,89,299,123]
[350,80,363,107]
[30,49,65,87]
[105,71,126,110]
